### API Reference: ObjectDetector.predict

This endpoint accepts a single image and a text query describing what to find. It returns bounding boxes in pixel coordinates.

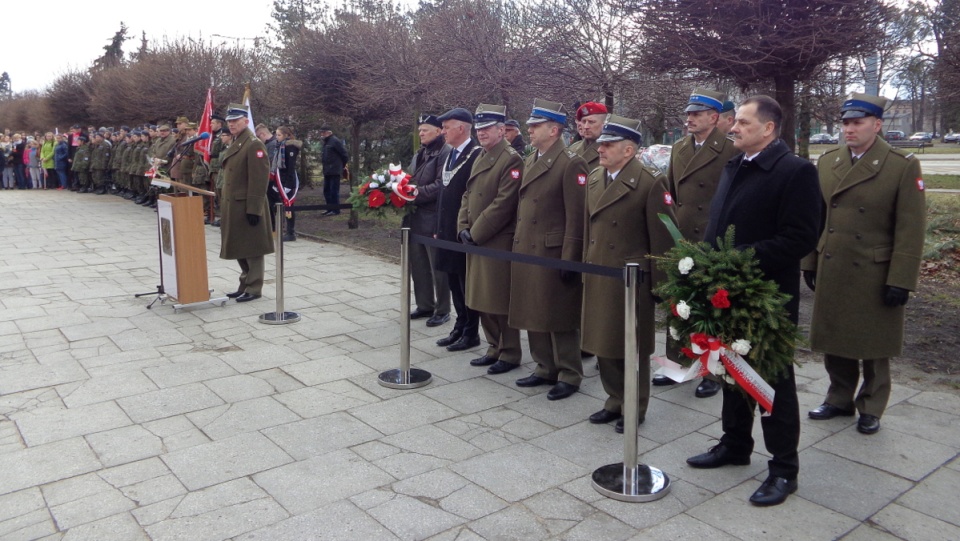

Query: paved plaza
[1,190,958,541]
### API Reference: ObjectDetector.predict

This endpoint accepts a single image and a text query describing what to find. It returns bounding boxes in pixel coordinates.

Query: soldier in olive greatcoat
[803,93,926,435]
[581,115,677,433]
[653,89,739,399]
[567,102,606,171]
[457,104,524,375]
[219,104,274,302]
[508,99,587,400]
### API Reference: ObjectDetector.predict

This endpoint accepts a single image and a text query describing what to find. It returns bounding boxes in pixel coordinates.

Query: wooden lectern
[146,178,227,311]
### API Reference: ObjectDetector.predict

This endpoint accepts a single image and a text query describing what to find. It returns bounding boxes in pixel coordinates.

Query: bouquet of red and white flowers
[652,217,803,412]
[348,163,418,217]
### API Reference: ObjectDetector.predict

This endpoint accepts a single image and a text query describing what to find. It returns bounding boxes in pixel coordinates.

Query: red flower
[671,304,679,317]
[368,191,386,208]
[690,333,710,350]
[680,347,697,359]
[390,192,407,208]
[359,182,370,195]
[711,289,731,309]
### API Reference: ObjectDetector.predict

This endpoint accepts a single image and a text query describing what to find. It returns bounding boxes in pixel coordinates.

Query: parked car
[909,132,933,142]
[944,132,960,143]
[810,133,839,145]
[886,130,905,141]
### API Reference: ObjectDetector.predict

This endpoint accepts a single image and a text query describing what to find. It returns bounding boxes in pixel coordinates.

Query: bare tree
[639,0,891,150]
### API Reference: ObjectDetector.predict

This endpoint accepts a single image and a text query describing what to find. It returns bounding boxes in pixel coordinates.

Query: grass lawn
[925,175,960,190]
[809,143,960,155]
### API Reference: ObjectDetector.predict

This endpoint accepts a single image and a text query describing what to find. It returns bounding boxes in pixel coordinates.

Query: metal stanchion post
[379,228,432,389]
[260,203,301,325]
[592,263,671,502]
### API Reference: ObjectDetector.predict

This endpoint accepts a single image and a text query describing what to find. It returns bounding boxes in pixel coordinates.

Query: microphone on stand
[178,132,211,147]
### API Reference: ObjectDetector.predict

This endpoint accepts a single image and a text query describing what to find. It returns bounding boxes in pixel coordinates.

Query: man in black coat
[686,95,821,507]
[319,126,349,216]
[407,114,451,327]
[432,108,482,351]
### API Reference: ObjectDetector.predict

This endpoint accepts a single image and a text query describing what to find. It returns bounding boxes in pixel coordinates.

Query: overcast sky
[4,2,274,92]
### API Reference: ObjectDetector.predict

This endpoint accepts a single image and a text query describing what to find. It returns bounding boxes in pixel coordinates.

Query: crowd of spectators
[1,129,72,190]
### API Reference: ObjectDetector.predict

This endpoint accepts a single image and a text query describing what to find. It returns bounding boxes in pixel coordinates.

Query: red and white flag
[196,87,213,163]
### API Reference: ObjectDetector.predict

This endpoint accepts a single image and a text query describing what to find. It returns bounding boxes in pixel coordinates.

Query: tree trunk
[798,85,811,160]
[774,75,797,152]
[348,120,362,230]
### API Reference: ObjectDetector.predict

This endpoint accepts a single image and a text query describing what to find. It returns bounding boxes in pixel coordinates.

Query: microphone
[178,132,210,147]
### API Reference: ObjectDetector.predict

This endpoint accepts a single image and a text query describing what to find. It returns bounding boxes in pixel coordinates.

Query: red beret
[576,102,608,121]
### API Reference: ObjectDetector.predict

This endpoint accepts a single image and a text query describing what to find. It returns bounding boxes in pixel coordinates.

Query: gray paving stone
[639,432,768,494]
[97,457,170,488]
[141,415,210,452]
[283,355,374,386]
[871,503,960,541]
[522,488,595,521]
[367,493,466,540]
[593,479,715,530]
[424,378,527,415]
[897,467,960,528]
[46,478,135,530]
[466,503,553,540]
[60,513,149,541]
[85,425,163,467]
[262,411,383,460]
[162,432,293,490]
[630,513,740,540]
[381,425,483,462]
[814,424,956,481]
[838,523,904,541]
[350,393,459,435]
[60,318,137,343]
[530,420,659,469]
[58,371,158,408]
[187,396,299,440]
[0,438,102,496]
[142,354,237,388]
[351,440,400,462]
[0,359,88,395]
[145,497,288,541]
[439,483,508,521]
[392,469,468,500]
[203,374,275,402]
[906,390,960,416]
[452,442,586,502]
[274,381,378,418]
[0,488,54,539]
[688,482,859,540]
[254,448,396,514]
[219,344,309,373]
[118,474,187,508]
[796,447,914,520]
[117,382,224,423]
[561,511,638,541]
[883,402,960,448]
[237,500,399,541]
[504,390,606,429]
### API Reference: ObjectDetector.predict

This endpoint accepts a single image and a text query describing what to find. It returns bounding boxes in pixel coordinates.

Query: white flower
[369,182,380,189]
[678,257,694,275]
[376,174,385,183]
[669,326,681,341]
[731,339,752,356]
[676,301,691,320]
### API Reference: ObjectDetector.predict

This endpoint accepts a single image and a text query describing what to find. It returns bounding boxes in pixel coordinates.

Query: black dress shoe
[225,291,244,299]
[436,331,463,347]
[857,414,881,434]
[695,379,721,398]
[547,382,579,400]
[447,335,480,351]
[235,292,262,303]
[515,374,556,387]
[282,233,296,242]
[686,444,751,468]
[652,374,678,386]
[749,476,797,506]
[808,403,855,420]
[589,409,621,424]
[425,313,450,327]
[470,355,497,366]
[614,416,644,434]
[487,360,519,375]
[410,308,432,320]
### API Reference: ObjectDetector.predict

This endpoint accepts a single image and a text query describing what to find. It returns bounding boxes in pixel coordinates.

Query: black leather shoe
[652,374,677,386]
[614,416,644,434]
[226,291,244,299]
[447,335,480,351]
[282,233,296,242]
[470,355,497,367]
[235,292,262,303]
[695,379,721,398]
[686,444,751,468]
[547,382,579,400]
[589,409,621,424]
[425,313,450,327]
[808,403,855,420]
[515,374,556,387]
[749,476,797,506]
[410,308,432,320]
[487,360,519,375]
[436,331,463,347]
[857,414,880,434]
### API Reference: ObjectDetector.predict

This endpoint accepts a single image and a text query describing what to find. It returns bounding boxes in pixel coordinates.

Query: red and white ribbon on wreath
[386,163,418,202]
[653,333,776,414]
[271,169,299,207]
